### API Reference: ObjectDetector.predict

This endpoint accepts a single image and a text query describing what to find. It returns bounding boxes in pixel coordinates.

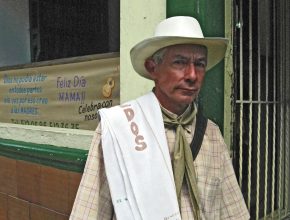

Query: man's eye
[174,59,187,65]
[172,60,189,69]
[194,61,206,68]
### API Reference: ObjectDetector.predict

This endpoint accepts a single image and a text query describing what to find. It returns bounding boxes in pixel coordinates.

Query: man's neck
[160,103,193,118]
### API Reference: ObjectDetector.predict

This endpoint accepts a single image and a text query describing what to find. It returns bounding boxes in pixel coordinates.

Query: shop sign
[0,56,120,130]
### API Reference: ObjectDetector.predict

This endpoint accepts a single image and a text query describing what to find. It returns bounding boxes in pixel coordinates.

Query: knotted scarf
[162,104,201,220]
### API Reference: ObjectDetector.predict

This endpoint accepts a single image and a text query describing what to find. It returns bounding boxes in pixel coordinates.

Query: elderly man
[70,16,250,220]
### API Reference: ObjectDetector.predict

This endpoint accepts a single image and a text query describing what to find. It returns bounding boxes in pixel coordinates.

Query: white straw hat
[130,16,228,79]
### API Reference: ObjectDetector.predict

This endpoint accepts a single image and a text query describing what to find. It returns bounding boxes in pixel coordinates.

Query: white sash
[99,92,181,220]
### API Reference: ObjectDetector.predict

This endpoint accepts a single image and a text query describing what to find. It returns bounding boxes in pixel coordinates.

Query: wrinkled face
[145,44,207,115]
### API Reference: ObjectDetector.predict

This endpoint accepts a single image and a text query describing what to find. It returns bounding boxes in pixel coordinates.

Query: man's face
[146,44,207,114]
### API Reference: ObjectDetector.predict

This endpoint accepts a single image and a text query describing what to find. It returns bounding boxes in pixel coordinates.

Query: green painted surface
[0,138,88,172]
[167,0,225,130]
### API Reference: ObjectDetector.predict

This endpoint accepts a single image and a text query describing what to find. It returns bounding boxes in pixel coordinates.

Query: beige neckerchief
[161,103,201,220]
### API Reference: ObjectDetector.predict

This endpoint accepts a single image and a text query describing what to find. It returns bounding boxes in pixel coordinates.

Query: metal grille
[233,0,290,219]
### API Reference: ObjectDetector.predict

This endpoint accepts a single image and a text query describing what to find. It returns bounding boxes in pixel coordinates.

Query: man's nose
[185,63,197,81]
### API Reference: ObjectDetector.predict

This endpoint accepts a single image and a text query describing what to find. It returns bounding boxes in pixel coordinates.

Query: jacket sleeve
[220,143,250,220]
[69,124,114,220]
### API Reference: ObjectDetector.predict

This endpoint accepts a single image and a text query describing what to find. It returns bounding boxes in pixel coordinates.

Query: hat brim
[130,36,228,79]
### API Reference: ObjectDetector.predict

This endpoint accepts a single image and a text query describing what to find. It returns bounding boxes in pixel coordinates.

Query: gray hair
[151,48,167,64]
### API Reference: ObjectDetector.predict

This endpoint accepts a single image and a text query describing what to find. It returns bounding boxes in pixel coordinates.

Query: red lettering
[130,121,139,136]
[123,108,134,122]
[135,135,147,151]
[122,105,148,151]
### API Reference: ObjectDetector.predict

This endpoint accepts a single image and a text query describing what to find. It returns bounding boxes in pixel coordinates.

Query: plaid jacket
[70,114,250,220]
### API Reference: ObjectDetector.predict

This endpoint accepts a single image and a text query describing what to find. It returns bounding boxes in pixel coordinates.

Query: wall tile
[54,213,69,220]
[17,160,41,204]
[40,166,69,215]
[7,196,29,220]
[0,193,8,220]
[0,156,17,196]
[68,171,82,212]
[30,203,68,220]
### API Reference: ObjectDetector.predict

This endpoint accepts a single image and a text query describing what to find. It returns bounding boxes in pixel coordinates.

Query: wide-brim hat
[130,16,228,79]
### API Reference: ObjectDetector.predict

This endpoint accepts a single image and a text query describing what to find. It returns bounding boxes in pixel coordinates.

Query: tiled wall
[0,156,82,220]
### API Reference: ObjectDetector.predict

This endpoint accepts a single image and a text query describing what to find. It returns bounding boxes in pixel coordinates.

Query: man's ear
[144,59,157,78]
